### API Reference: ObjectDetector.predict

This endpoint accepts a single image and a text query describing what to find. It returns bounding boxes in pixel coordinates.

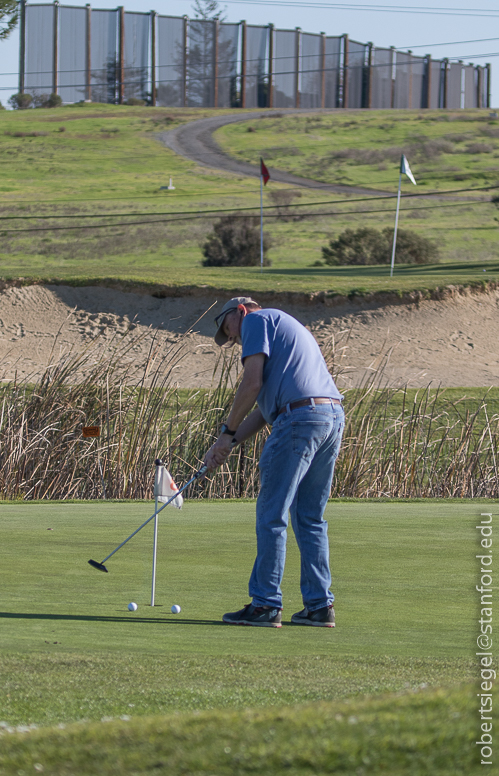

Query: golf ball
[128,602,138,612]
[171,604,181,614]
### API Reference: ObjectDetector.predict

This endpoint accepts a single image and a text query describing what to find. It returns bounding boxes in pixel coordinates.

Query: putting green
[0,500,482,658]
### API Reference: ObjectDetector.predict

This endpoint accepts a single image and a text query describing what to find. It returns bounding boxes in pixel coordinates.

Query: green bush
[202,215,272,267]
[322,227,439,266]
[33,92,62,108]
[8,92,32,110]
[126,97,146,106]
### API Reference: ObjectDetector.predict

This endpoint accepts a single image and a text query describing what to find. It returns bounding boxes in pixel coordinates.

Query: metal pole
[240,20,246,108]
[151,495,159,606]
[408,50,413,109]
[366,42,373,109]
[19,0,26,94]
[118,6,125,104]
[295,27,301,109]
[390,167,402,278]
[267,23,274,108]
[182,15,188,107]
[86,4,92,101]
[53,1,59,95]
[150,11,157,106]
[320,32,326,109]
[425,54,431,109]
[342,34,348,108]
[213,17,219,108]
[486,63,491,109]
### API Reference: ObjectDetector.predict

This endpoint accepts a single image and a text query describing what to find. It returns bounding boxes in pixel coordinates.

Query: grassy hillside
[0,104,498,296]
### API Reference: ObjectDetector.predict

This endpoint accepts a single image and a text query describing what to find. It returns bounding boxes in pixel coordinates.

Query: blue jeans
[249,402,345,611]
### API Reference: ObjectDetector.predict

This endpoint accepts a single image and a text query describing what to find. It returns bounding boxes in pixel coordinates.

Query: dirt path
[0,284,497,388]
[158,110,388,196]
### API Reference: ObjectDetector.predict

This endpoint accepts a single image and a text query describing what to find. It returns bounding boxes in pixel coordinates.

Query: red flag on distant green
[260,158,270,185]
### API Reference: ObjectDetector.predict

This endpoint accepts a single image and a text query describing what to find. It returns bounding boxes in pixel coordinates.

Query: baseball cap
[214,297,258,346]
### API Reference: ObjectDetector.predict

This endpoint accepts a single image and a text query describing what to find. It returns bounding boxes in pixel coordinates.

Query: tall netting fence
[244,24,267,108]
[59,5,87,103]
[90,8,118,104]
[324,36,341,108]
[124,12,150,102]
[218,22,239,108]
[25,3,55,94]
[346,39,366,108]
[156,15,184,107]
[447,62,463,109]
[300,32,322,108]
[19,3,490,109]
[410,55,426,109]
[273,28,296,108]
[187,19,216,107]
[371,47,392,109]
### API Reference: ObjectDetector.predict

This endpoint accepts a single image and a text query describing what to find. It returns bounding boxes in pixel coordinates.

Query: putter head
[88,559,108,573]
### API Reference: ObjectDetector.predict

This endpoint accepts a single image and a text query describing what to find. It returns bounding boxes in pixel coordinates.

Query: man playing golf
[204,297,344,628]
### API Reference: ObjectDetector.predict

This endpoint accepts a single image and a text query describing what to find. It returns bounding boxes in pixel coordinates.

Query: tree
[8,92,32,110]
[191,0,226,21]
[202,215,272,267]
[0,0,17,41]
[321,227,439,266]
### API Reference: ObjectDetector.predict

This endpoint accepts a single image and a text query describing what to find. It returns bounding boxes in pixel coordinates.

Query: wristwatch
[220,423,237,437]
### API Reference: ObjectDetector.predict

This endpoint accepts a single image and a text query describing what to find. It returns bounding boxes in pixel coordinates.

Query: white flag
[400,155,417,186]
[154,466,183,509]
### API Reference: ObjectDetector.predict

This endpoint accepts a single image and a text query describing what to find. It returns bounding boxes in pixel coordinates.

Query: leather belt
[278,397,342,415]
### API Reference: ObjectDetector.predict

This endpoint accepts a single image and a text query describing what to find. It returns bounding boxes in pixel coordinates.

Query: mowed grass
[0,104,498,295]
[0,500,494,774]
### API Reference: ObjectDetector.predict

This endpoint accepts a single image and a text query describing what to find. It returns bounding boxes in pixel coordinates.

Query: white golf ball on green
[171,604,181,614]
[128,602,138,612]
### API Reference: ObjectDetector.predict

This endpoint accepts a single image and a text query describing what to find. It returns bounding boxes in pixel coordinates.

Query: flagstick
[390,169,402,278]
[260,173,264,273]
[151,467,160,607]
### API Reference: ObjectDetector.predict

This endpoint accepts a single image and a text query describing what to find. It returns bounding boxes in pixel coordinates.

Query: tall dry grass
[0,328,497,500]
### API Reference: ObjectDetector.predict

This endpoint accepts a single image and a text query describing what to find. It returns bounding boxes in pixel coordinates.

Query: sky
[0,0,497,108]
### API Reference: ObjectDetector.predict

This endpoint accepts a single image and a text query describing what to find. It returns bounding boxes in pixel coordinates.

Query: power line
[0,187,496,233]
[219,0,499,18]
[402,36,499,49]
[0,183,495,222]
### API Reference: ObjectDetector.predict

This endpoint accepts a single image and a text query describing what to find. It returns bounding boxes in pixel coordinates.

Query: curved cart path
[158,110,389,196]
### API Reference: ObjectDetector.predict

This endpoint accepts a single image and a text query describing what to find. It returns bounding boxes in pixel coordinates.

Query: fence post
[443,58,449,109]
[366,41,373,108]
[390,46,395,108]
[486,63,491,108]
[320,31,325,109]
[19,0,26,94]
[182,15,188,107]
[424,54,431,109]
[342,33,348,108]
[86,4,91,101]
[214,17,219,108]
[150,10,157,106]
[408,50,413,109]
[477,66,482,109]
[118,6,125,104]
[240,20,246,108]
[295,27,301,108]
[268,23,274,108]
[53,1,59,95]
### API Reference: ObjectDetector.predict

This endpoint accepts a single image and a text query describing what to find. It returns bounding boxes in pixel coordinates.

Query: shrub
[8,92,33,110]
[202,215,272,267]
[465,142,493,154]
[31,92,62,108]
[0,101,4,110]
[322,227,439,266]
[126,97,146,106]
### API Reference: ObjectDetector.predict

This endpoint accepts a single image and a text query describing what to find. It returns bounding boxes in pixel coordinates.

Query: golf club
[88,461,207,573]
